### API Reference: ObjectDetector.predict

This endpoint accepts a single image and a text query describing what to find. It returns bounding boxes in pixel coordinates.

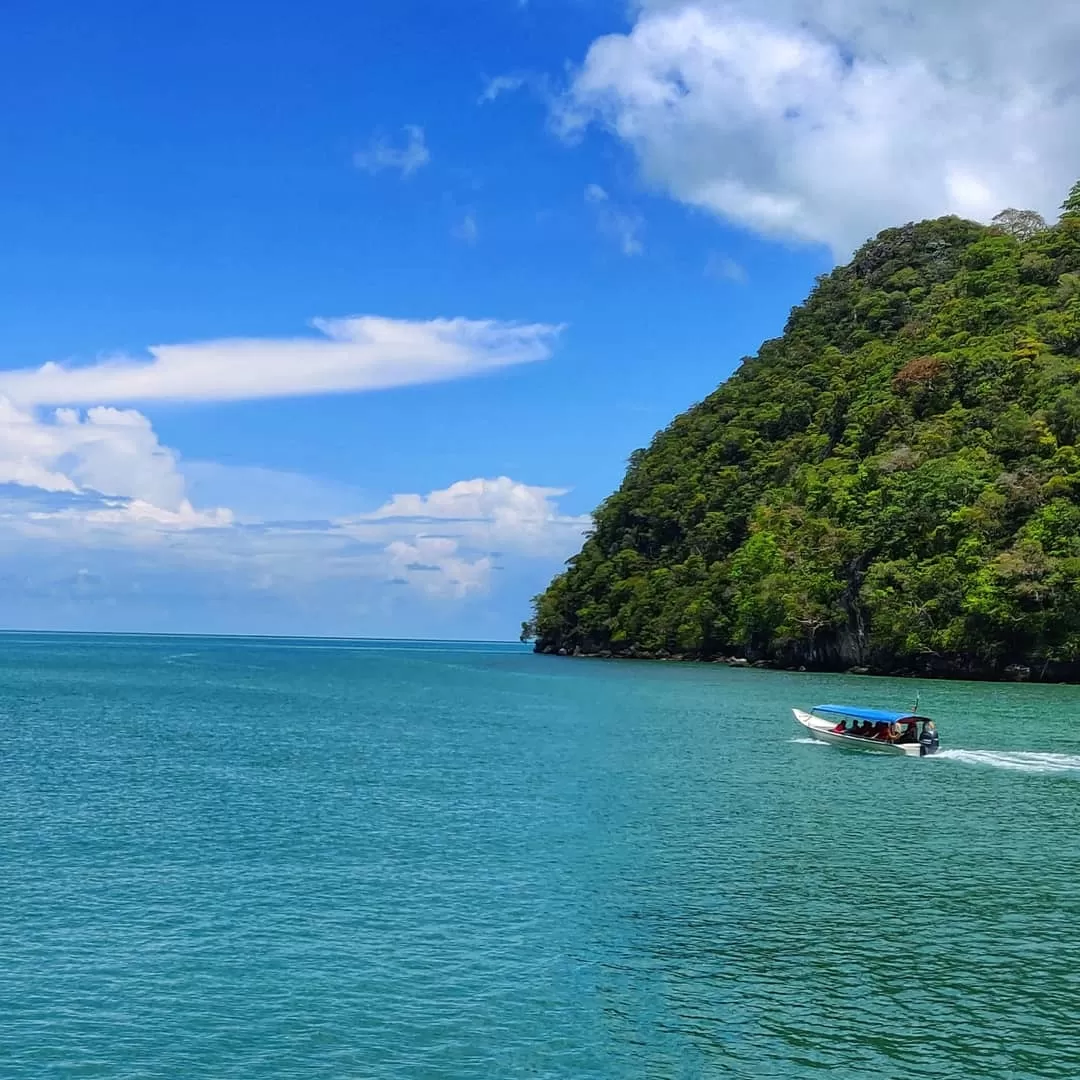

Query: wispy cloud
[0,316,562,407]
[478,73,528,104]
[478,71,554,107]
[584,184,643,256]
[353,124,430,176]
[705,252,747,284]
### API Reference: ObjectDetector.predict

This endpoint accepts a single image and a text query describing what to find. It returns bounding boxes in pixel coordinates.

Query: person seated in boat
[874,722,894,741]
[854,720,874,738]
[831,718,849,734]
[888,721,903,741]
[897,721,919,744]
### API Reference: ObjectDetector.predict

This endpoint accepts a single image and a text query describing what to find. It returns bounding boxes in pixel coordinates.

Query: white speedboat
[793,705,940,757]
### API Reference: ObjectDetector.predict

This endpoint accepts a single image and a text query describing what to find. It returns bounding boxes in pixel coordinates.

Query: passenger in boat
[831,719,848,733]
[897,721,919,744]
[919,721,940,756]
[888,721,903,741]
[854,721,874,737]
[875,722,893,741]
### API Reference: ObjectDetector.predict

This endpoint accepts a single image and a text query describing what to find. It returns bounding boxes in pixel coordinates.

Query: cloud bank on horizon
[0,394,589,627]
[558,0,1080,254]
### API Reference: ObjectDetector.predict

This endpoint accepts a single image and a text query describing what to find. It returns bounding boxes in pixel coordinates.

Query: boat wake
[934,749,1080,774]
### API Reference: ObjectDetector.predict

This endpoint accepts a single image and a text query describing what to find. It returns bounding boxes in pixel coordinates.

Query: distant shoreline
[529,644,1074,684]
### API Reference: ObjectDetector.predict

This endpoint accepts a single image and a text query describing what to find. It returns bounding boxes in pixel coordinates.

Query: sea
[4,633,1080,1078]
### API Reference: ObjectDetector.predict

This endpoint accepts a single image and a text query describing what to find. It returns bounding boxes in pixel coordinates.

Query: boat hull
[792,709,922,756]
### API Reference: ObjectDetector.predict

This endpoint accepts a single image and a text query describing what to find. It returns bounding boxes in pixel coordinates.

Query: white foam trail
[935,749,1080,774]
[790,737,826,746]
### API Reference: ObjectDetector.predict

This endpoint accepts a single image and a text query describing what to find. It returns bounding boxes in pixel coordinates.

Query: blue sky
[0,0,1075,637]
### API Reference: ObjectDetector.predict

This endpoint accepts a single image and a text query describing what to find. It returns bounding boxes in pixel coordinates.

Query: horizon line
[0,628,525,645]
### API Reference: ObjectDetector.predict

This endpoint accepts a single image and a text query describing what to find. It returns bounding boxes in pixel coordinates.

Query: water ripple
[3,638,1080,1077]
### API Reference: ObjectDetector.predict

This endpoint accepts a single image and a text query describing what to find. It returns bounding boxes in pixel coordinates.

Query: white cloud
[30,497,231,533]
[17,473,588,601]
[358,475,587,557]
[584,184,644,256]
[0,396,588,614]
[386,537,493,598]
[478,71,555,108]
[479,74,528,104]
[0,399,234,547]
[559,0,1080,254]
[354,124,430,176]
[0,316,561,407]
[0,299,573,631]
[0,398,192,510]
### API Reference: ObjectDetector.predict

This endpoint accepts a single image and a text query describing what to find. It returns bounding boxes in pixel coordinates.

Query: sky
[1,0,1078,638]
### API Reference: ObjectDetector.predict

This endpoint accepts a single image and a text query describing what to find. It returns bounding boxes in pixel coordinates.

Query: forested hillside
[526,183,1080,679]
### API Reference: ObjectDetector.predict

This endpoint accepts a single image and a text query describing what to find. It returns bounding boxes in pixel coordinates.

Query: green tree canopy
[1063,181,1080,218]
[526,180,1080,679]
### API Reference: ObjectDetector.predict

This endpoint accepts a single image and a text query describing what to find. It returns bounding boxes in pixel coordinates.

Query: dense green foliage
[526,188,1080,677]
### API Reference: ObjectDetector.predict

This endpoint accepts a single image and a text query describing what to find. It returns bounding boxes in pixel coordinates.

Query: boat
[793,704,940,756]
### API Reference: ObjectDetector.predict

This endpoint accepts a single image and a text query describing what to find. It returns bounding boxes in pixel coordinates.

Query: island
[525,182,1080,681]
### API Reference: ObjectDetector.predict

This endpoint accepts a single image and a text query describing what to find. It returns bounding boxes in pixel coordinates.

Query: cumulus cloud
[0,397,588,611]
[0,398,201,512]
[354,125,430,176]
[356,475,587,557]
[0,316,561,407]
[386,538,493,598]
[559,0,1080,254]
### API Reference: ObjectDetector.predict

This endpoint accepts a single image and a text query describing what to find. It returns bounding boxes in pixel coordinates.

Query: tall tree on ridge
[1062,180,1080,218]
[991,208,1048,241]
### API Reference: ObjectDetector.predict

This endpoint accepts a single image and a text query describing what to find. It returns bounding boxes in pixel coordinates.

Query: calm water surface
[4,634,1080,1078]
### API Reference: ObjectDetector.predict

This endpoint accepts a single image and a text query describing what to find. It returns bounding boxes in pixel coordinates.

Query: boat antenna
[912,690,921,715]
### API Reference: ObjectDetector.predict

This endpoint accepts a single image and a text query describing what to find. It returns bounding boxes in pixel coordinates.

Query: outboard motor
[919,724,940,757]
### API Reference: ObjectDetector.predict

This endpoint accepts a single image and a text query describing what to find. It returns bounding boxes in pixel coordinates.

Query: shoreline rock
[532,644,1080,684]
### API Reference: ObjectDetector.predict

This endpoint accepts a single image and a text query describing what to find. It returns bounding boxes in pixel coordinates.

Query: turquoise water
[5,635,1080,1078]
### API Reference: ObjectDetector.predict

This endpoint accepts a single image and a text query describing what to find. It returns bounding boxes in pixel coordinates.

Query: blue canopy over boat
[814,704,929,724]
